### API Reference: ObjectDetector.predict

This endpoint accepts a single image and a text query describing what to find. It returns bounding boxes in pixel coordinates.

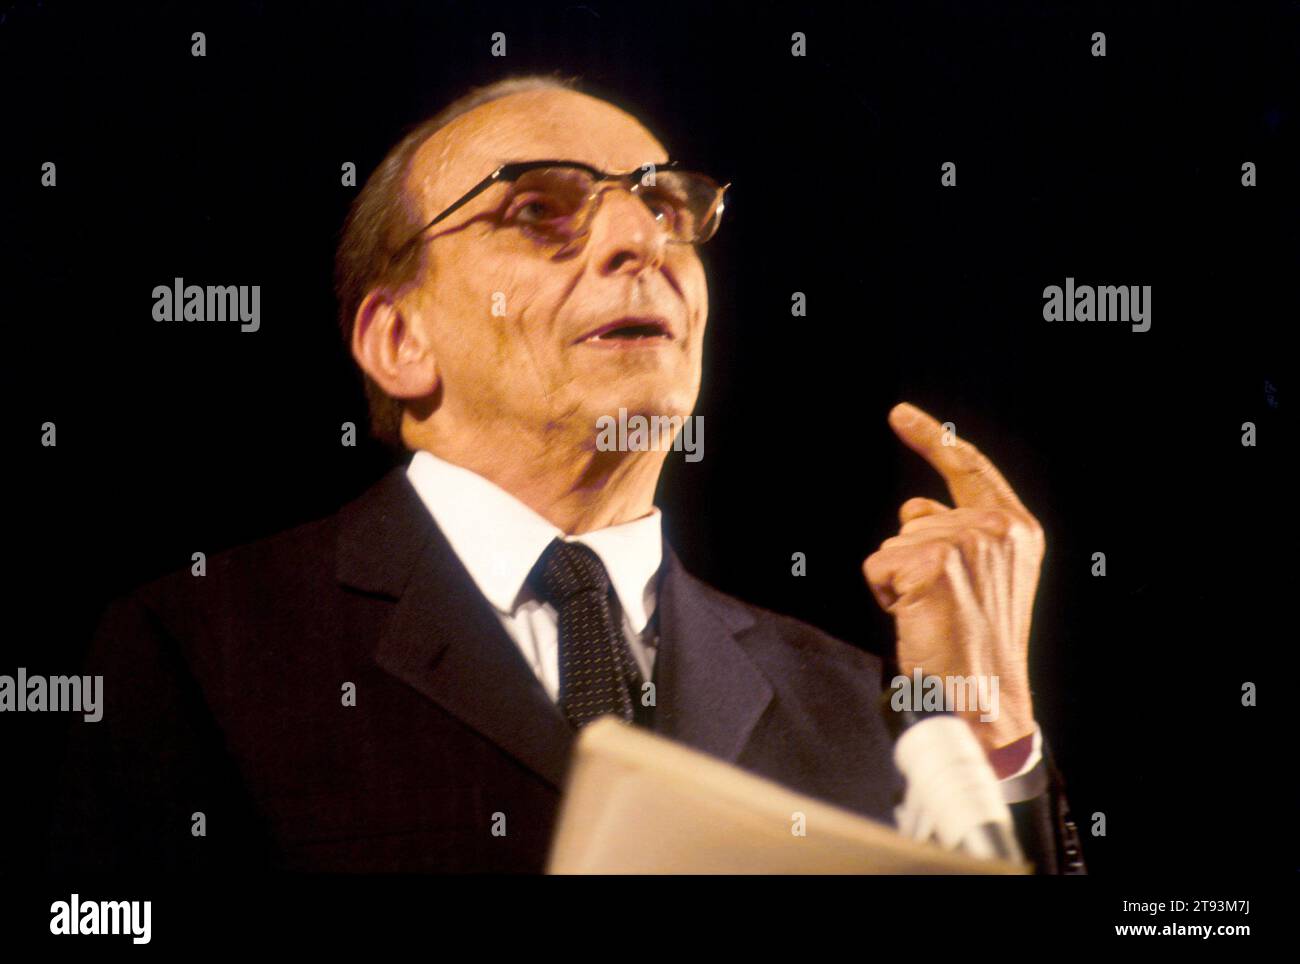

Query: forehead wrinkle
[405,123,493,226]
[405,91,669,222]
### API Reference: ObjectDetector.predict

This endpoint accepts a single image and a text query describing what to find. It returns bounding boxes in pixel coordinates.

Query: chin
[586,381,695,425]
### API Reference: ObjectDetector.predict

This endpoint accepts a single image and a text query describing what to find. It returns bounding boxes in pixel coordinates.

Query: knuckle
[863,553,885,580]
[983,511,1012,536]
[933,541,962,567]
[961,448,994,477]
[1010,514,1046,547]
[953,530,982,557]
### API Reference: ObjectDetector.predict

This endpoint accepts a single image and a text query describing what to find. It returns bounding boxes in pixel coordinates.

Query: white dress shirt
[406,449,662,703]
[405,449,1041,787]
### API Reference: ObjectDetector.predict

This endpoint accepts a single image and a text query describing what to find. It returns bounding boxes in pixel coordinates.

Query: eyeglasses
[389,159,729,262]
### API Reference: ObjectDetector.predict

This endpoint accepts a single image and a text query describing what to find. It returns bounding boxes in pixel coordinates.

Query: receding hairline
[402,87,670,223]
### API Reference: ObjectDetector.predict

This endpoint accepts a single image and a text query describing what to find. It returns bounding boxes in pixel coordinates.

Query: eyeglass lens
[500,167,722,246]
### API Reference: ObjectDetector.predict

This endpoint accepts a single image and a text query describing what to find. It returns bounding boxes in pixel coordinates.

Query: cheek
[500,263,569,359]
[683,264,709,345]
[484,265,591,405]
[434,250,550,363]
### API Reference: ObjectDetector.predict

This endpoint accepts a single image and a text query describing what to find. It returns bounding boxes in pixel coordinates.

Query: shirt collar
[405,449,663,633]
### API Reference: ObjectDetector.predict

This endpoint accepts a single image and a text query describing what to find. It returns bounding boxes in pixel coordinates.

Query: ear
[351,289,439,400]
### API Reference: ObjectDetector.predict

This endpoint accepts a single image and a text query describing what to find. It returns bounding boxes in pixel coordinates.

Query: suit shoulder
[96,468,415,648]
[119,510,343,637]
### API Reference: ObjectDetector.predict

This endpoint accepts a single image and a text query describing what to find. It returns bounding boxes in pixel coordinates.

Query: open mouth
[575,316,673,344]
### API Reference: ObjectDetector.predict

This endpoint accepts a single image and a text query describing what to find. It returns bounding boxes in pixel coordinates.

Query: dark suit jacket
[49,466,1084,874]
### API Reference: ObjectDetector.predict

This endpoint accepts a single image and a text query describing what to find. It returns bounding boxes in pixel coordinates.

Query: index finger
[887,402,1027,512]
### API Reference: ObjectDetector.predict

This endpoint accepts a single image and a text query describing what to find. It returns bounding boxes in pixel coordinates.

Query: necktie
[528,538,638,729]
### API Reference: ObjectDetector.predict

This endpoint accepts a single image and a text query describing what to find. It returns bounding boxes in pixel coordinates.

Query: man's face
[399,89,709,449]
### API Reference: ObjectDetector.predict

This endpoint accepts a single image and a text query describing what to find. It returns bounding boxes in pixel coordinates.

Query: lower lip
[576,335,674,350]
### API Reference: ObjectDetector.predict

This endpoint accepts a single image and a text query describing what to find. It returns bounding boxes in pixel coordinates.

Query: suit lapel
[652,544,774,765]
[335,468,775,789]
[337,468,574,790]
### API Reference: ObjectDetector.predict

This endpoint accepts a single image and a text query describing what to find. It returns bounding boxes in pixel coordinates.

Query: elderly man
[51,74,1082,874]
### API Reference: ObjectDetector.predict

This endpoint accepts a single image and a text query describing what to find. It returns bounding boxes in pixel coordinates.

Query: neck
[406,421,665,534]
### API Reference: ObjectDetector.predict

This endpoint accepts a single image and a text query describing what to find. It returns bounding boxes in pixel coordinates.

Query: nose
[584,186,667,276]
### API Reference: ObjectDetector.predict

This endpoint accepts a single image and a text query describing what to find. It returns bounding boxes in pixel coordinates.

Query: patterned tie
[528,538,638,729]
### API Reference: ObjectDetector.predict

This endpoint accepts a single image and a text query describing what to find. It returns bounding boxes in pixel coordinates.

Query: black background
[2,0,1294,893]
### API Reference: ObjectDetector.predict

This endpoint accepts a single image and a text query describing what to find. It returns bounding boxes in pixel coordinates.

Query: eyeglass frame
[388,159,730,263]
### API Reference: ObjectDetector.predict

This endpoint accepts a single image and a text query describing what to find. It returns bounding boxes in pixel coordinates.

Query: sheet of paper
[547,717,1029,874]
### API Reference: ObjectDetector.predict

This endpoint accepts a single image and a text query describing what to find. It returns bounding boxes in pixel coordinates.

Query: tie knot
[528,538,611,605]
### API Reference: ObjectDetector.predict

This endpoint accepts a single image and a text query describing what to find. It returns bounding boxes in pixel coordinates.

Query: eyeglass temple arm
[390,166,509,259]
